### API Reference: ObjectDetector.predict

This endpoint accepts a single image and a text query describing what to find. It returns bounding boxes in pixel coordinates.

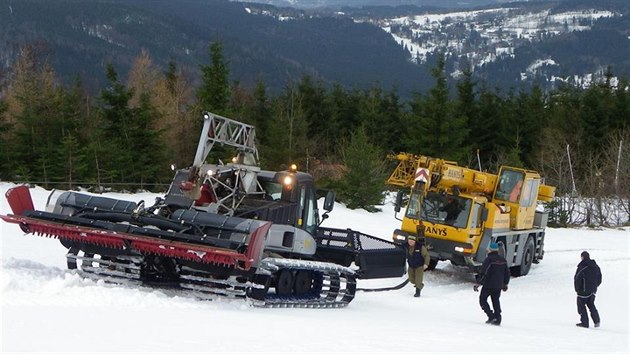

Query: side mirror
[318,212,329,226]
[480,207,488,222]
[324,190,335,212]
[394,190,403,213]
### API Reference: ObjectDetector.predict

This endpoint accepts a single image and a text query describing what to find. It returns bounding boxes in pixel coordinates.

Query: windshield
[261,181,283,201]
[405,191,472,229]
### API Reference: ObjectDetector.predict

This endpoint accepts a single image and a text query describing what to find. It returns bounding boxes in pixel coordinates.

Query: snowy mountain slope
[373,7,618,67]
[232,0,508,10]
[1,183,629,353]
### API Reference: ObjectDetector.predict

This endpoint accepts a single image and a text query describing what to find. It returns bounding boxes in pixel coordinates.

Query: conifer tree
[99,61,169,189]
[128,91,168,188]
[514,86,546,167]
[99,63,135,185]
[407,54,468,162]
[250,78,272,145]
[5,45,64,184]
[339,126,386,211]
[580,83,614,153]
[197,41,230,114]
[457,68,478,162]
[361,87,404,152]
[262,83,310,170]
[55,79,90,188]
[613,77,630,131]
[298,75,333,158]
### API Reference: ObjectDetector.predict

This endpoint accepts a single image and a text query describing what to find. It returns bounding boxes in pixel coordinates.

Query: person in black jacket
[474,242,510,325]
[574,251,602,328]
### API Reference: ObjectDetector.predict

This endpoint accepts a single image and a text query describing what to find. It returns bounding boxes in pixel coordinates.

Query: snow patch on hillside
[371,7,618,69]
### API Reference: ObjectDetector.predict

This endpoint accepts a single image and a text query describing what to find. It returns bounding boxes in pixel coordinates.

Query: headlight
[454,246,465,252]
[283,175,293,186]
[395,235,406,240]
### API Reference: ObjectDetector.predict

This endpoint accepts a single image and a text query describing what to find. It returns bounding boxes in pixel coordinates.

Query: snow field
[1,183,628,353]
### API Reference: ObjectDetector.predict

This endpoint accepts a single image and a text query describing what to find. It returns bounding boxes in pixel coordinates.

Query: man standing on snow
[406,222,430,297]
[474,242,510,325]
[574,251,602,328]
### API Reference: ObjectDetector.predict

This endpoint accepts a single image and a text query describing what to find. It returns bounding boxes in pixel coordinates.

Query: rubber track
[67,252,357,308]
[254,258,357,308]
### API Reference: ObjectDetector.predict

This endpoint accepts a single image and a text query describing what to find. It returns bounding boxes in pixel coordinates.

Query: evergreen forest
[0,43,628,223]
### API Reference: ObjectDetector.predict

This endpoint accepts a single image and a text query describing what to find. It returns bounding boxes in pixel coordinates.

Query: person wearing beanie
[405,222,430,297]
[473,242,510,325]
[574,251,602,328]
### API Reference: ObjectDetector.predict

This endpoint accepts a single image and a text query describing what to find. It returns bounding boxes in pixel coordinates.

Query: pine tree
[472,87,511,170]
[250,78,272,145]
[613,77,630,131]
[262,83,310,170]
[514,86,547,167]
[99,63,135,185]
[457,68,478,162]
[298,75,333,158]
[329,84,361,143]
[339,126,386,211]
[55,79,90,188]
[5,45,65,184]
[407,54,468,162]
[197,41,230,114]
[128,91,168,189]
[361,86,404,152]
[580,83,614,154]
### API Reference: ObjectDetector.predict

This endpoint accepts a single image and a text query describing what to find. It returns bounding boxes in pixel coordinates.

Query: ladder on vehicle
[193,112,259,167]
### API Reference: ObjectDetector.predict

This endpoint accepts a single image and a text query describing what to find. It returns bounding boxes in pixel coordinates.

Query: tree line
[0,43,628,223]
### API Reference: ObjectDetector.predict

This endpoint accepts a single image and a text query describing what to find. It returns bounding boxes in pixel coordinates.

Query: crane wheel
[512,236,535,277]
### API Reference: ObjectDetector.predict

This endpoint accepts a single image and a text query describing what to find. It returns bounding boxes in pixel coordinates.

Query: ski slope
[1,183,628,353]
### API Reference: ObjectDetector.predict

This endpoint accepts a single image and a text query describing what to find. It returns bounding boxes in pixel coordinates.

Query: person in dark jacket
[405,225,430,297]
[574,251,602,328]
[440,197,463,225]
[474,242,510,325]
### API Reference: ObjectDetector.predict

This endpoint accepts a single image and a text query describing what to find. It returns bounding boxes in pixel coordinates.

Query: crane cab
[492,167,542,230]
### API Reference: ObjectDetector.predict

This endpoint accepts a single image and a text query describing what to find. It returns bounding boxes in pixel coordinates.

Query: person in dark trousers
[406,224,430,297]
[474,242,510,325]
[574,251,602,328]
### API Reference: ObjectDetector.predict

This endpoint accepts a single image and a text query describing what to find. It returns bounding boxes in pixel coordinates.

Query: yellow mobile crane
[388,153,555,276]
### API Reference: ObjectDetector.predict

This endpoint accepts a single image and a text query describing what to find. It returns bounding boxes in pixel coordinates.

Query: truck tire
[512,237,535,277]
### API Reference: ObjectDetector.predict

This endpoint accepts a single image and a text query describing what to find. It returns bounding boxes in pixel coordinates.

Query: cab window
[304,188,318,234]
[520,179,540,207]
[261,180,282,201]
[495,169,525,203]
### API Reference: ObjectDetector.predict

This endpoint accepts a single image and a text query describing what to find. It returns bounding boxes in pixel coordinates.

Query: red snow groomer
[1,112,405,308]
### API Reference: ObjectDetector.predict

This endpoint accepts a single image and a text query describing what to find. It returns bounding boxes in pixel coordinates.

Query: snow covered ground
[1,183,628,353]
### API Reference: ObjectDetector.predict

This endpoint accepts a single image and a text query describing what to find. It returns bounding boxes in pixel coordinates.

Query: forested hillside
[0,0,429,94]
